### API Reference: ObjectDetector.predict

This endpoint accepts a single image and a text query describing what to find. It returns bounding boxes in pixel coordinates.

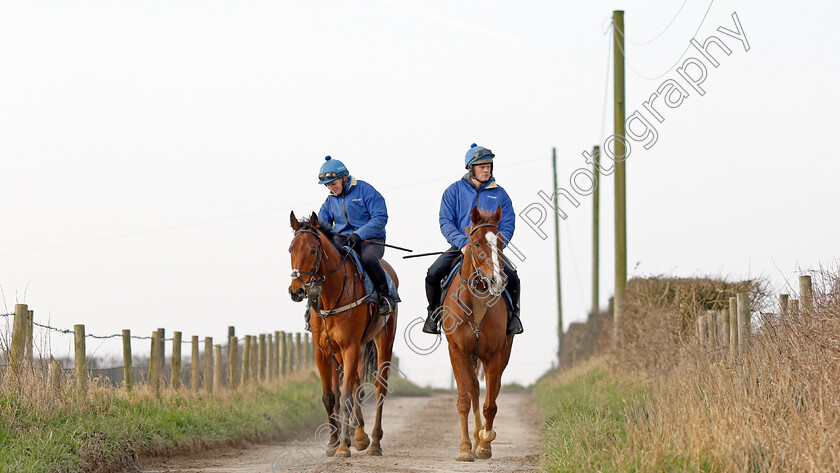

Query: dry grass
[616,270,840,472]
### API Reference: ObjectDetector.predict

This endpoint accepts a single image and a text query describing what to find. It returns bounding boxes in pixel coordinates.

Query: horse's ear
[490,205,502,224]
[310,212,319,229]
[290,211,299,230]
[471,205,481,224]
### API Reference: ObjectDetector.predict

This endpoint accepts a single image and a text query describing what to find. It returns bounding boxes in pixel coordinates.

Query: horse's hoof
[335,449,351,458]
[457,451,475,462]
[354,434,370,451]
[476,446,492,460]
[367,445,383,456]
[325,448,336,457]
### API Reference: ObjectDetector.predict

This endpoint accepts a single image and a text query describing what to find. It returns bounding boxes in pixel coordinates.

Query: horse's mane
[297,217,342,253]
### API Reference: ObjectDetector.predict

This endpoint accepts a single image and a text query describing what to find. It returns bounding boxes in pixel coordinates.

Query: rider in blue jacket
[313,156,394,326]
[422,144,523,335]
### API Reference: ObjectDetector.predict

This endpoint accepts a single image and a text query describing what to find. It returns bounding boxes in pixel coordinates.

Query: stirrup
[377,296,394,315]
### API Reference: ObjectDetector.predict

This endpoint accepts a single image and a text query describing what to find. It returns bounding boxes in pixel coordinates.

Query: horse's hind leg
[368,321,396,456]
[353,374,370,451]
[475,354,502,460]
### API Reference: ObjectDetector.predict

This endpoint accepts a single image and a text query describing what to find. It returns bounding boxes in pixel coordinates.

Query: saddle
[341,246,401,345]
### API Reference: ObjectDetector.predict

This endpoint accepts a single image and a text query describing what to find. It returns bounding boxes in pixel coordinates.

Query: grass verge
[534,357,702,473]
[0,373,324,473]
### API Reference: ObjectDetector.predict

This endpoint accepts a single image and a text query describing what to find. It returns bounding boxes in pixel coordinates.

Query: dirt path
[138,392,542,473]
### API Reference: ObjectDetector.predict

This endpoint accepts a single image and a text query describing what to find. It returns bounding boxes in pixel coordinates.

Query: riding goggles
[319,171,345,182]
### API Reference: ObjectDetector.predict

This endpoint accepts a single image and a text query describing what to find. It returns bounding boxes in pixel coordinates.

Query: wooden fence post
[214,344,223,393]
[274,331,281,376]
[204,337,213,393]
[258,334,267,382]
[74,324,87,398]
[296,333,303,372]
[157,328,165,374]
[250,336,258,381]
[737,293,750,355]
[242,336,251,385]
[9,303,28,379]
[229,335,239,389]
[191,336,200,392]
[789,299,799,317]
[49,356,62,395]
[800,275,813,310]
[697,314,707,346]
[707,310,718,347]
[171,331,182,389]
[25,310,33,364]
[720,309,730,349]
[729,296,738,356]
[280,331,287,377]
[150,330,161,396]
[304,333,311,367]
[122,329,133,392]
[779,294,790,319]
[268,333,275,381]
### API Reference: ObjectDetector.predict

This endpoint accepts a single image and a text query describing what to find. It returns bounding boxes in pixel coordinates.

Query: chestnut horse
[441,205,514,461]
[288,211,398,458]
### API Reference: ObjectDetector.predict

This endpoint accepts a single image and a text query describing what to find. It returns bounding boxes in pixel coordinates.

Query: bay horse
[441,205,514,461]
[288,211,398,458]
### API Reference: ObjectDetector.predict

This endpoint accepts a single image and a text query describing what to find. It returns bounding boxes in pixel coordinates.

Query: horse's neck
[317,232,358,306]
[460,242,499,328]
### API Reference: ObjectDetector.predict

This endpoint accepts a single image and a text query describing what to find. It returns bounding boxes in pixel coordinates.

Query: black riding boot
[422,282,442,334]
[506,283,523,335]
[367,261,395,316]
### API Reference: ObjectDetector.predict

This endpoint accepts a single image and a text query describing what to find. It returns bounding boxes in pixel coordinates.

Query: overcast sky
[2,0,837,388]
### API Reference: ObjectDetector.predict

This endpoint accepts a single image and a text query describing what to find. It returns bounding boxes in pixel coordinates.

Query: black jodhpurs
[425,246,520,313]
[328,235,388,290]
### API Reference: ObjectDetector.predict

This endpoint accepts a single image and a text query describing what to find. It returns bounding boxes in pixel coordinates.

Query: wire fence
[1,303,318,397]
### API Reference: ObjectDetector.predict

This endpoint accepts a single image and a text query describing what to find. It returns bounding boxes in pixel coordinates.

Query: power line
[626,0,691,46]
[613,0,715,81]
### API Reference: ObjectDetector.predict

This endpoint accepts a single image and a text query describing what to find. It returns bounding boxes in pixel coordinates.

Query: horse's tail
[361,340,378,385]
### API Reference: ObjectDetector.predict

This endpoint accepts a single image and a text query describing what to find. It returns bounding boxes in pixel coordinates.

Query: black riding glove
[348,233,362,249]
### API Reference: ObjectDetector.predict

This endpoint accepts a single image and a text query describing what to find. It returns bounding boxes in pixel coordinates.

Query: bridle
[467,222,505,292]
[289,225,363,372]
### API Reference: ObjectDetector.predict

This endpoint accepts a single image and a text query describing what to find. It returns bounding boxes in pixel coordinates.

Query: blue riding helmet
[318,156,349,184]
[464,143,494,169]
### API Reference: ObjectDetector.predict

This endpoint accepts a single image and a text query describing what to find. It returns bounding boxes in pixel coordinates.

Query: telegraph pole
[552,147,563,362]
[613,10,627,345]
[592,145,600,317]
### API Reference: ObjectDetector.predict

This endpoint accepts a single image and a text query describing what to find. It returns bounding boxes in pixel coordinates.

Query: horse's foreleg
[335,344,360,458]
[470,361,483,451]
[315,347,340,457]
[449,344,476,462]
[475,354,502,460]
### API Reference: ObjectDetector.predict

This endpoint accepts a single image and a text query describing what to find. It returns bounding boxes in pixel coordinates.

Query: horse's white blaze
[485,232,502,287]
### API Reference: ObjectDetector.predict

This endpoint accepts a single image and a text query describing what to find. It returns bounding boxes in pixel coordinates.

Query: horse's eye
[310,248,317,255]
[474,241,480,247]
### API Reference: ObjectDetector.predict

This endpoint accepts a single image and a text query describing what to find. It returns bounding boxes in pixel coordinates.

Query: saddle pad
[342,246,401,302]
